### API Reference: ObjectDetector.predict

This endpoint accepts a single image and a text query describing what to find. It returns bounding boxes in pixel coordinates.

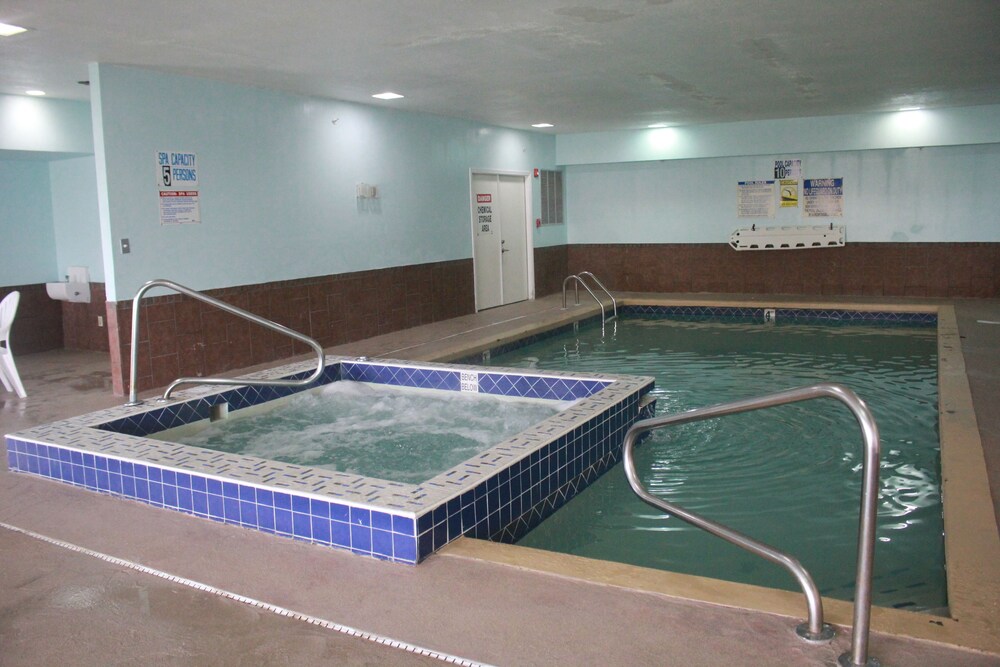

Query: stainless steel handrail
[576,271,617,320]
[561,275,606,324]
[124,279,326,406]
[622,383,880,667]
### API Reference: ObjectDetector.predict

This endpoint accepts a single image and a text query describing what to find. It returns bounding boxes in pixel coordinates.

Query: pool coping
[426,298,1000,657]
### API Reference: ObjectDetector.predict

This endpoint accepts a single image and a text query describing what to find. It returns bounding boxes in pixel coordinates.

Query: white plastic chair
[0,291,27,398]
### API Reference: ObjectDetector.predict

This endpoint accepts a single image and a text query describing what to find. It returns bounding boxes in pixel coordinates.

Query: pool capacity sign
[156,150,200,225]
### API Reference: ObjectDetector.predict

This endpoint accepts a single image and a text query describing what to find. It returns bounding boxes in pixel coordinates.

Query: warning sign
[475,194,494,235]
[156,150,201,224]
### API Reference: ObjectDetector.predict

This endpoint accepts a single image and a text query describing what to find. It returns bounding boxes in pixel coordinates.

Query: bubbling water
[177,381,568,484]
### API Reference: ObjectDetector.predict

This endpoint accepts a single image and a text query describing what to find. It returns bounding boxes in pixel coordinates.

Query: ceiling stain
[643,73,728,107]
[553,7,634,23]
[743,37,820,99]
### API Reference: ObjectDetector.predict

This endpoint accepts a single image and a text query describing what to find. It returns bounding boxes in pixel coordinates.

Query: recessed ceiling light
[647,123,671,128]
[531,123,554,128]
[0,22,28,37]
[25,90,46,96]
[898,106,922,112]
[372,92,404,100]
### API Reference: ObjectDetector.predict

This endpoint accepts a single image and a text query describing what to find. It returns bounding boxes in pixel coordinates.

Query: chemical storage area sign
[156,150,201,225]
[475,193,494,235]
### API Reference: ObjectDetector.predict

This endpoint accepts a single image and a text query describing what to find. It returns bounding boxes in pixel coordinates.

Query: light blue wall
[0,160,58,285]
[91,65,558,300]
[0,94,93,156]
[50,156,104,282]
[557,106,1000,166]
[566,144,1000,244]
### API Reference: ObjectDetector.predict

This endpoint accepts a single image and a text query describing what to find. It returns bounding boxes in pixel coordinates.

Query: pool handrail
[561,272,617,321]
[621,382,880,667]
[124,279,326,407]
[576,271,617,321]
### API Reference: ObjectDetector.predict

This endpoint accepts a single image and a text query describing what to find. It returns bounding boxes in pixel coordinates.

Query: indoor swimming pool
[483,307,944,612]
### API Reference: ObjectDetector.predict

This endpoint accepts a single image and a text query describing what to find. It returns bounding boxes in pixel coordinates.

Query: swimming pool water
[153,381,565,485]
[488,317,944,612]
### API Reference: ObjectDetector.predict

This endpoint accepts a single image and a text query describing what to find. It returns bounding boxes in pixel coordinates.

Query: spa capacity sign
[156,150,201,225]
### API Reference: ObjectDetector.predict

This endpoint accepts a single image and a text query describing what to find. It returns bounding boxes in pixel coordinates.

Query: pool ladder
[124,278,325,407]
[622,383,880,667]
[562,271,617,333]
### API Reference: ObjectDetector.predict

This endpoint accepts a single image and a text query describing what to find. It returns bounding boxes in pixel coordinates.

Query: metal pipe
[621,383,880,664]
[125,279,325,406]
[561,275,605,335]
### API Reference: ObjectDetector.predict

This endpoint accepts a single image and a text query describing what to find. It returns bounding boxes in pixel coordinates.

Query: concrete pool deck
[2,293,999,666]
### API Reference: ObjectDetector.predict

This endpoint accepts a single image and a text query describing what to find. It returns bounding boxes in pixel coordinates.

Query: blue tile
[177,488,193,512]
[193,491,209,516]
[240,501,258,526]
[258,505,275,531]
[350,524,371,553]
[393,534,417,563]
[82,453,95,468]
[291,495,310,514]
[274,492,292,510]
[331,521,351,548]
[134,478,149,500]
[175,472,191,489]
[350,507,371,528]
[417,531,433,558]
[330,503,349,523]
[392,515,414,535]
[224,497,241,522]
[275,509,292,535]
[416,512,433,534]
[312,516,331,544]
[206,478,223,496]
[257,488,274,507]
[132,463,146,479]
[240,485,256,503]
[207,494,225,519]
[222,482,239,500]
[371,511,392,531]
[191,475,207,492]
[148,481,163,505]
[293,511,312,539]
[372,529,393,558]
[122,475,136,497]
[310,498,330,519]
[110,473,123,495]
[148,466,162,483]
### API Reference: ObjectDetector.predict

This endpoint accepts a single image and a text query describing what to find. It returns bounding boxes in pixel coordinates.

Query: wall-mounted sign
[780,179,799,208]
[803,178,844,217]
[475,193,494,235]
[737,180,776,218]
[774,159,801,180]
[156,150,201,225]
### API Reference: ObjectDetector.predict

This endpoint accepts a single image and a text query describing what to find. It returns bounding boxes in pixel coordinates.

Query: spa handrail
[622,383,880,667]
[124,279,325,407]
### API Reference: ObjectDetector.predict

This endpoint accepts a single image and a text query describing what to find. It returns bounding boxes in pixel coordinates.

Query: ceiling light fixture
[0,22,28,37]
[25,90,46,96]
[898,106,922,112]
[372,92,404,100]
[531,123,554,128]
[647,123,671,128]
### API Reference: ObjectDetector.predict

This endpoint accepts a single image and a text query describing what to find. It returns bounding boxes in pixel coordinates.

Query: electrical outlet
[120,238,131,254]
[97,315,104,327]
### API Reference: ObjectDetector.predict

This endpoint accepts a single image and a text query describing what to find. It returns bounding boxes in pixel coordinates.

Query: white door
[471,172,530,310]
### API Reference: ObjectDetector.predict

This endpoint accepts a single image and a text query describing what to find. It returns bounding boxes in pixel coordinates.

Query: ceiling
[2,0,999,134]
